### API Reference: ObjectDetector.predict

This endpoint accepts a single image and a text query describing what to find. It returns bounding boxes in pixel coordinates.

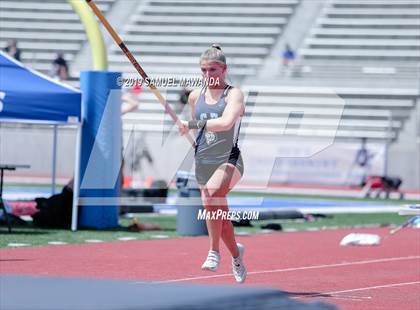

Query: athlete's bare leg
[200,163,242,257]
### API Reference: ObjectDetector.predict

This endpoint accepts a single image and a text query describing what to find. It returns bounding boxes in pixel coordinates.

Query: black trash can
[176,171,208,236]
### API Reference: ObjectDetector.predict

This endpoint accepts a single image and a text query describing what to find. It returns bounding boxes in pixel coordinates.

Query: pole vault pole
[85,0,196,147]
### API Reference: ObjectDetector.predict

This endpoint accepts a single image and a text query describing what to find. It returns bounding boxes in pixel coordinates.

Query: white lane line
[48,241,68,245]
[325,281,420,295]
[150,255,420,284]
[117,237,137,241]
[7,243,30,247]
[321,295,372,301]
[297,281,420,299]
[150,235,169,239]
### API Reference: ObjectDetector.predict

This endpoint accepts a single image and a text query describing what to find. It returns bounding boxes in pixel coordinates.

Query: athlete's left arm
[206,88,245,132]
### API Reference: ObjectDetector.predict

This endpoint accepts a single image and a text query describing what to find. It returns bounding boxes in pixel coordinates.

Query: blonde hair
[200,44,226,65]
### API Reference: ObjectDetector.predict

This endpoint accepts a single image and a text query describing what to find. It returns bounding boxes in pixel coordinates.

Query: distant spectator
[281,43,296,67]
[120,85,143,191]
[121,82,143,115]
[355,138,370,168]
[346,137,375,186]
[279,43,296,76]
[3,39,21,62]
[50,52,69,80]
[121,93,141,115]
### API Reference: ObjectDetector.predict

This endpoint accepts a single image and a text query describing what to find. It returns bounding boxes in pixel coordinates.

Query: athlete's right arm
[179,89,200,136]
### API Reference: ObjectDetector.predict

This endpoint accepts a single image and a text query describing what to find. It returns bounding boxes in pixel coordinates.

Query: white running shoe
[232,243,247,283]
[201,250,220,272]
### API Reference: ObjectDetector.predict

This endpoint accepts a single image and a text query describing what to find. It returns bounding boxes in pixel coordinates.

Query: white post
[416,97,420,189]
[51,124,58,195]
[71,123,82,231]
[384,110,393,177]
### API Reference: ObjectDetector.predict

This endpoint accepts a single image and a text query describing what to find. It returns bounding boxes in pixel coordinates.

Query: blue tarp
[0,51,81,124]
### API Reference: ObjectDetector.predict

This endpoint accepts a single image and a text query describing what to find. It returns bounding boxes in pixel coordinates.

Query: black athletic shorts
[195,148,244,186]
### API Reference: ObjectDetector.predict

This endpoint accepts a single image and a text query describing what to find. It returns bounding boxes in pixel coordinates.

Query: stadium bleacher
[108,0,300,83]
[297,0,420,81]
[122,85,418,141]
[110,0,418,143]
[0,0,115,74]
[1,0,418,144]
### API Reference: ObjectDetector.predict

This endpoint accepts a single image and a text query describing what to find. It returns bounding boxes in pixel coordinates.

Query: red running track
[1,227,419,310]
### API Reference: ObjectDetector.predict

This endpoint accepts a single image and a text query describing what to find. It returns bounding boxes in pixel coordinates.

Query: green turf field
[0,213,412,248]
[230,190,420,204]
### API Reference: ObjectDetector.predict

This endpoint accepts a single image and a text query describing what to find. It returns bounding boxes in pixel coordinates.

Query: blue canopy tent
[0,52,81,123]
[0,51,82,230]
